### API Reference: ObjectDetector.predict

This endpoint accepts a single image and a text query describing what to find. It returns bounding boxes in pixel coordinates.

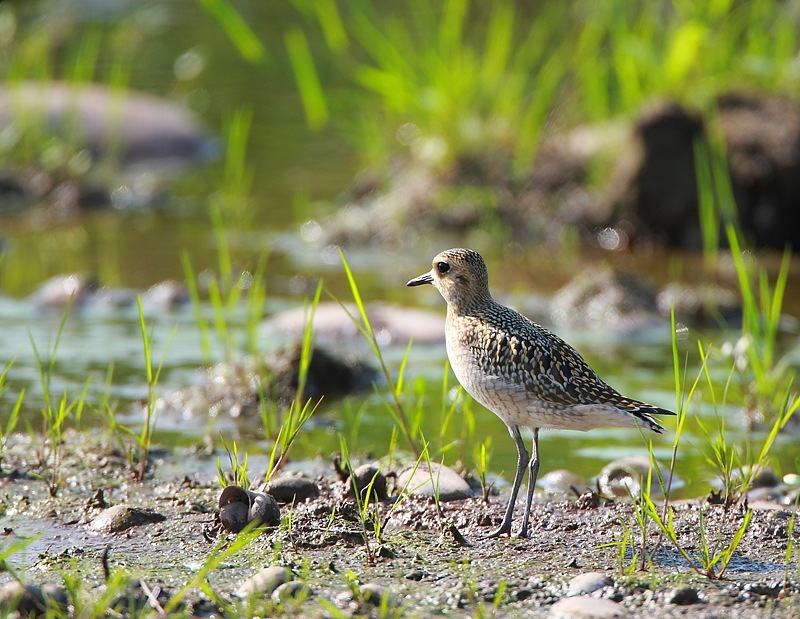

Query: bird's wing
[481,308,667,414]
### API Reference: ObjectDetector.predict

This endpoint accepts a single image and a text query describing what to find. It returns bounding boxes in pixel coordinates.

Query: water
[0,0,798,499]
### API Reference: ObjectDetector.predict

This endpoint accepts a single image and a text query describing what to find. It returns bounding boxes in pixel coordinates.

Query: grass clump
[287,0,800,183]
[0,361,23,474]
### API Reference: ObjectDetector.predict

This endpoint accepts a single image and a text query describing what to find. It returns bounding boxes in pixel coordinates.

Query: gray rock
[656,282,740,326]
[667,586,701,605]
[156,344,375,419]
[261,302,444,346]
[272,581,311,603]
[347,463,388,502]
[89,504,166,533]
[539,469,586,495]
[597,456,679,498]
[236,566,292,599]
[0,81,212,169]
[396,462,474,501]
[550,268,660,332]
[266,474,320,504]
[359,583,397,608]
[28,274,97,310]
[567,572,613,597]
[0,582,68,616]
[550,595,623,618]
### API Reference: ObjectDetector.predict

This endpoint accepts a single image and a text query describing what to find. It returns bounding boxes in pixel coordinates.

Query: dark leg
[519,428,540,538]
[485,425,527,538]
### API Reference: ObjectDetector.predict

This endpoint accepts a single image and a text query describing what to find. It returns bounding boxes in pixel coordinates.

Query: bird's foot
[483,524,512,539]
[484,524,530,539]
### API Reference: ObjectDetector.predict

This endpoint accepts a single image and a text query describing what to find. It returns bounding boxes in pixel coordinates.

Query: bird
[407,248,674,538]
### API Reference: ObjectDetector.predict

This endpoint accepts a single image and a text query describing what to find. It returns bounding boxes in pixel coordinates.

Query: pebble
[236,566,292,599]
[347,463,388,502]
[539,469,586,495]
[359,583,397,608]
[550,595,622,618]
[784,473,800,487]
[271,581,311,604]
[89,504,166,533]
[597,456,679,498]
[566,572,613,597]
[667,586,701,605]
[395,462,474,501]
[266,475,320,504]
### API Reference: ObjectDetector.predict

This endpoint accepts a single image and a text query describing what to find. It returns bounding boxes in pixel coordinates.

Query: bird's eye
[436,261,450,274]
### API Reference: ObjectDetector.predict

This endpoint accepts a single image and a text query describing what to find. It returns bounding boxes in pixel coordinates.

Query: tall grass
[286,0,800,182]
[0,361,23,474]
[333,249,421,458]
[29,300,90,496]
[134,296,174,481]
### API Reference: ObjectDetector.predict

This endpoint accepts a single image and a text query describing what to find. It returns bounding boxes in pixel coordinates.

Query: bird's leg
[519,428,540,538]
[485,425,527,538]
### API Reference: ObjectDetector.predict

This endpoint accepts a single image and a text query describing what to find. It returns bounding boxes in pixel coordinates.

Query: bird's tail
[636,407,676,434]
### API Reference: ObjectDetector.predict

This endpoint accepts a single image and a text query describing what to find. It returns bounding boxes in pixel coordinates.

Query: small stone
[539,469,586,495]
[248,491,281,526]
[668,586,701,605]
[89,504,166,533]
[271,581,311,604]
[784,473,800,487]
[566,572,613,597]
[597,456,677,498]
[360,583,397,608]
[266,475,320,504]
[236,566,292,599]
[348,463,388,502]
[395,462,474,502]
[550,595,622,618]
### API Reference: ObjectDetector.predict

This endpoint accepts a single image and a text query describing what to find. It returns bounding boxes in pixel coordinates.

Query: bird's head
[407,248,491,310]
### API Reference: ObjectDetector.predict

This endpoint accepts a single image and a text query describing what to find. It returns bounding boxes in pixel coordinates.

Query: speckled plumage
[408,248,674,538]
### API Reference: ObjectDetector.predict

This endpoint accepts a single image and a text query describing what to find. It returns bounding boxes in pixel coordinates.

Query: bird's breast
[445,317,527,414]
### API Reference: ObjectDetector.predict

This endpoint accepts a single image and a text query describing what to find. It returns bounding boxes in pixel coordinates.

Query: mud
[0,431,797,618]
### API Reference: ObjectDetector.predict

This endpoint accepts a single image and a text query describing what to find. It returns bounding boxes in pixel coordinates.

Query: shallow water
[0,0,798,500]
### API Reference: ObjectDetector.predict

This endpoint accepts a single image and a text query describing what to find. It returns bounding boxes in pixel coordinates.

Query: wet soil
[0,431,797,618]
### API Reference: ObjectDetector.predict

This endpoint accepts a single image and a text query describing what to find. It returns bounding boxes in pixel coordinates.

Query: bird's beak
[406,271,434,287]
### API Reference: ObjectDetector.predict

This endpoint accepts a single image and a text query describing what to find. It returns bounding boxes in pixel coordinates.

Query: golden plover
[407,248,674,538]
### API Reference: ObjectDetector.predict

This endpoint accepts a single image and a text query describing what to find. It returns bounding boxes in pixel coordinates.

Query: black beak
[406,272,434,287]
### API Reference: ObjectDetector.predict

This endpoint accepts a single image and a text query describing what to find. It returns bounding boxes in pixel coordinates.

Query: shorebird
[407,248,674,538]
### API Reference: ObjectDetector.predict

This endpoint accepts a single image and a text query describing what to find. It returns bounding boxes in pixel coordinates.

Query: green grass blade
[195,0,267,65]
[285,27,329,130]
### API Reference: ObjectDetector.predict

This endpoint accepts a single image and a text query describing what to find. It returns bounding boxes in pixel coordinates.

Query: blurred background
[0,0,798,499]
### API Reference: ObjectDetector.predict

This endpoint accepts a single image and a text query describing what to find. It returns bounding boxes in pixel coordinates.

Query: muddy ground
[0,431,797,618]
